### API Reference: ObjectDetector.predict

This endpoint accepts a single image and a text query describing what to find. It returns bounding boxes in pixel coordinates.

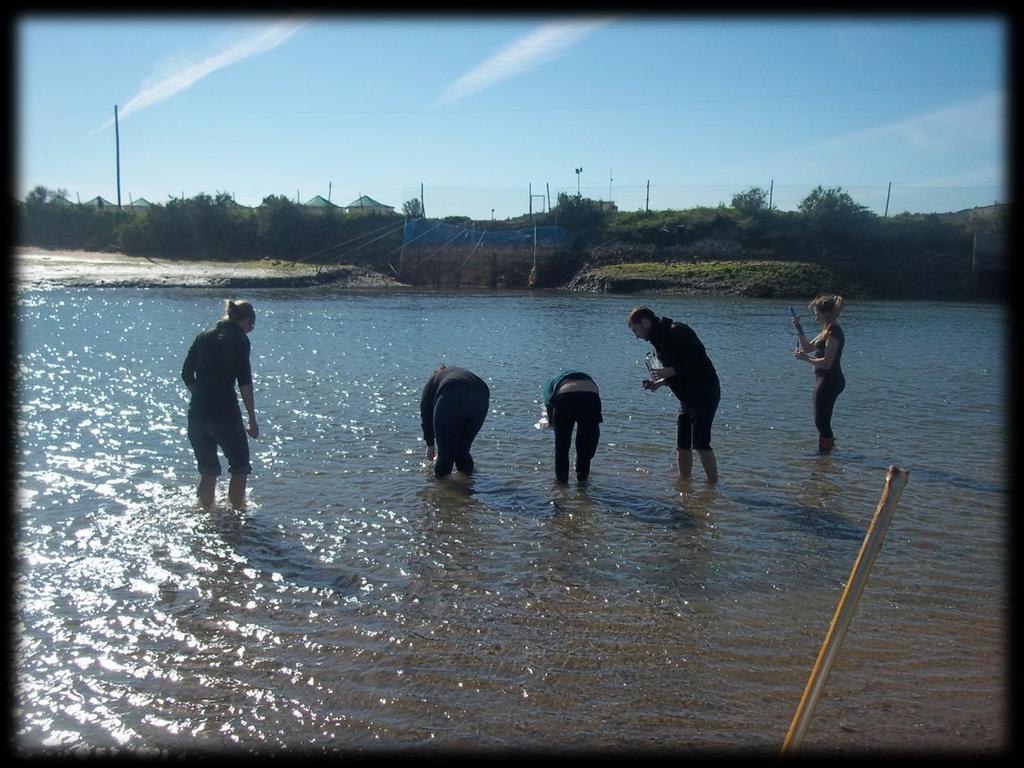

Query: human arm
[792,317,815,353]
[234,334,257,437]
[794,333,839,370]
[650,324,704,383]
[420,375,437,454]
[239,383,259,438]
[181,338,198,393]
[649,366,677,384]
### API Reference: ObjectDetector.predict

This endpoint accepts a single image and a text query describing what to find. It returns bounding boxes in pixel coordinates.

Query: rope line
[453,229,489,275]
[329,221,409,265]
[363,220,445,269]
[298,218,407,264]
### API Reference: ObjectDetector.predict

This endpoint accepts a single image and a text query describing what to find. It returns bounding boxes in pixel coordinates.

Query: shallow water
[14,288,1007,754]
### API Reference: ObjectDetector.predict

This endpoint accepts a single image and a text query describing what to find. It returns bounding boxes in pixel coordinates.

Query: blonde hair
[222,299,256,324]
[808,294,844,344]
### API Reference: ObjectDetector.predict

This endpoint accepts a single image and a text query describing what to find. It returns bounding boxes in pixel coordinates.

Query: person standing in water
[541,370,603,484]
[627,306,720,483]
[792,294,846,453]
[419,364,490,478]
[181,299,259,510]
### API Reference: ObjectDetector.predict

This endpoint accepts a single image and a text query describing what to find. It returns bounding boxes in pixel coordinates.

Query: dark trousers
[551,391,602,482]
[813,372,846,440]
[433,385,489,477]
[676,375,720,451]
[187,412,251,476]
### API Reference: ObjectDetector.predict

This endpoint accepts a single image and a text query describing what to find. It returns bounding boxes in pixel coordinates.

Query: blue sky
[17,14,1008,219]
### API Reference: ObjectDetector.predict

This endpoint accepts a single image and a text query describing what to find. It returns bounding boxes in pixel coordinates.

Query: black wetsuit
[543,371,602,483]
[181,320,253,476]
[647,316,720,451]
[812,324,845,441]
[420,366,490,477]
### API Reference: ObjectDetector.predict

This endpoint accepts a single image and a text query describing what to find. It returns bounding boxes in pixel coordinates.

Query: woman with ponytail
[791,294,846,453]
[181,299,259,509]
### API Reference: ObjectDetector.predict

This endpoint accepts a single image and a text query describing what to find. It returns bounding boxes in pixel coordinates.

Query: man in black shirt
[182,300,259,509]
[627,305,720,483]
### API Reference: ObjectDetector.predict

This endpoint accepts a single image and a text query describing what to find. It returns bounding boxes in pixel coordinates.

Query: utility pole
[546,182,551,212]
[328,181,332,204]
[114,105,122,210]
[645,180,650,213]
[529,183,533,217]
[884,181,892,218]
[609,168,613,204]
[769,179,774,211]
[421,182,425,219]
[575,167,583,196]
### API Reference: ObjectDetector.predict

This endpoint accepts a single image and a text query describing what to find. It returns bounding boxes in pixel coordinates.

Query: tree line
[535,188,1004,299]
[16,188,408,267]
[16,185,1006,298]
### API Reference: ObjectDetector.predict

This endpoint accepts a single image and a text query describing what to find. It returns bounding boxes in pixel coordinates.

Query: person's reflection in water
[796,453,846,515]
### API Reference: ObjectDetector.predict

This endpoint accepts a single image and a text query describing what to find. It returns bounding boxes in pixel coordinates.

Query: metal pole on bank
[780,464,909,754]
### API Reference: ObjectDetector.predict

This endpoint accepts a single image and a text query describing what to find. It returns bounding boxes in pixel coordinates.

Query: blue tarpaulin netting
[403,219,576,250]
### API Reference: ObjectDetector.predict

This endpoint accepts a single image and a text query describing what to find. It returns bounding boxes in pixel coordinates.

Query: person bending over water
[420,364,490,478]
[541,370,603,483]
[181,299,259,510]
[627,305,720,483]
[791,294,846,453]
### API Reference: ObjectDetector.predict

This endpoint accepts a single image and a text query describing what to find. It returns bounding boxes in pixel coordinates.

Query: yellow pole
[780,464,909,754]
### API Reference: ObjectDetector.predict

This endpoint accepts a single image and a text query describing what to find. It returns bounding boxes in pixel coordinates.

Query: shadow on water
[415,467,701,529]
[727,457,868,542]
[900,466,1006,495]
[206,505,362,594]
[723,490,866,542]
[588,481,706,528]
[814,449,1004,495]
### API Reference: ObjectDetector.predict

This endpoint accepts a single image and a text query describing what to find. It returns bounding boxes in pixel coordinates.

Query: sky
[16,14,1009,220]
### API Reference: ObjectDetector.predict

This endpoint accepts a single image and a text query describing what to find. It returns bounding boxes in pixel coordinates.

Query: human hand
[426,445,436,461]
[650,366,675,383]
[641,378,659,391]
[794,348,808,361]
[790,316,803,333]
[247,420,259,439]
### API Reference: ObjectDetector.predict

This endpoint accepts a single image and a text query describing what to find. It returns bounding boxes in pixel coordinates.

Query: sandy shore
[14,247,407,289]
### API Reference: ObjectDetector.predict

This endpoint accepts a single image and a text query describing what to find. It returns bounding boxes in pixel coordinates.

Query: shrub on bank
[571,260,844,298]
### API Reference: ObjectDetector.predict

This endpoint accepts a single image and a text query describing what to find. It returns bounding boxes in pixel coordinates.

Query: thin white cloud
[810,91,1003,153]
[909,163,1004,189]
[711,91,1004,186]
[434,19,612,108]
[92,18,307,135]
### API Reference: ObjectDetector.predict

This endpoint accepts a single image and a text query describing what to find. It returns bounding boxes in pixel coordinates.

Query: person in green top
[541,371,603,483]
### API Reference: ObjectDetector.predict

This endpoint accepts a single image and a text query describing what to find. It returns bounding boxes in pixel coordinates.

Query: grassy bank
[567,260,844,298]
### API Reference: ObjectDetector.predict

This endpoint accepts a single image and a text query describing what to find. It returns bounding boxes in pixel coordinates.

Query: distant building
[344,195,395,215]
[47,196,74,206]
[303,194,341,210]
[82,196,117,209]
[129,197,153,209]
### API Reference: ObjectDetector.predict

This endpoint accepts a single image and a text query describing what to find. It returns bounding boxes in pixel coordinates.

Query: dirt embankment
[14,248,408,289]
